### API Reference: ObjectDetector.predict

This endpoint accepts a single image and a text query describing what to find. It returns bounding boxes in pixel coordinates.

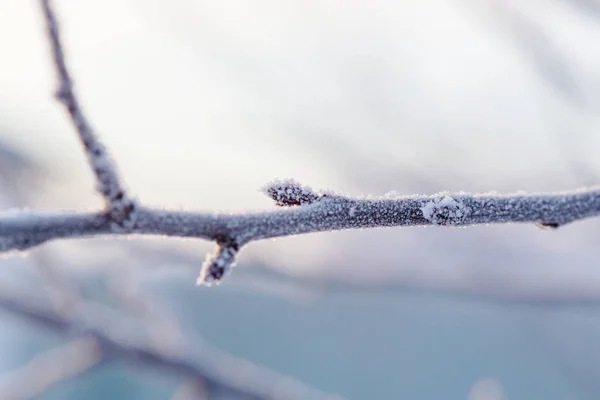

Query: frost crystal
[421,196,467,226]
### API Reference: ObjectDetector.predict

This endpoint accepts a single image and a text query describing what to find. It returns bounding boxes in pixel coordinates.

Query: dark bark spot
[537,221,560,230]
[215,234,239,250]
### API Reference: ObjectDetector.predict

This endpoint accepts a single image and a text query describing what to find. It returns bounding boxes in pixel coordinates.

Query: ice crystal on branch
[262,179,323,206]
[421,195,468,226]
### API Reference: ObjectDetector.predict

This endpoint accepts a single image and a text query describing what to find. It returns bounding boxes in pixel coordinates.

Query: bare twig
[2,182,600,284]
[0,293,346,400]
[0,335,102,400]
[40,0,137,229]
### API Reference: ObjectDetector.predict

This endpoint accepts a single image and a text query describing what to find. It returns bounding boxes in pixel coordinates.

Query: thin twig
[0,335,102,400]
[40,0,137,229]
[0,293,346,400]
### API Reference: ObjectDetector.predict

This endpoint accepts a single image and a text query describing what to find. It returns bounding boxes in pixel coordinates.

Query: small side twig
[199,238,239,286]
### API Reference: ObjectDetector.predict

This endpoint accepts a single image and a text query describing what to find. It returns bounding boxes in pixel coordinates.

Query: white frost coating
[421,196,468,226]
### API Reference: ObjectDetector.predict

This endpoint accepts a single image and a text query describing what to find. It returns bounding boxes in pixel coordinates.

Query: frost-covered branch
[40,0,137,229]
[2,182,600,284]
[4,1,595,285]
[0,293,345,400]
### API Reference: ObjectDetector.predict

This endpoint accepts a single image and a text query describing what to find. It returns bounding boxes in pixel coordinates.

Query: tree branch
[2,182,600,284]
[8,0,594,285]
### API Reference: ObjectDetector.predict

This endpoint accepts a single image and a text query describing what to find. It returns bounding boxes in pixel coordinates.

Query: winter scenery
[1,0,600,399]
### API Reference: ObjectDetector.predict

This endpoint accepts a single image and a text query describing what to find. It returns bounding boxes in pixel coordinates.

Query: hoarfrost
[421,195,468,226]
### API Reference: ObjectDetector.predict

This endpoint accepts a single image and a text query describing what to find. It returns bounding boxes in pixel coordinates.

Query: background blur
[1,0,600,398]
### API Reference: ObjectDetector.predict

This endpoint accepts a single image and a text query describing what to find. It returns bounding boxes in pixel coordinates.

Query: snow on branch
[40,0,137,230]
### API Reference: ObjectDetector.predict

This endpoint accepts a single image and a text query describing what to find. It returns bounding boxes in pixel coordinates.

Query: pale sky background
[1,0,600,299]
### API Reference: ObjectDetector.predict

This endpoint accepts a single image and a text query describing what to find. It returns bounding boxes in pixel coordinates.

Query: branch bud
[262,179,322,207]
